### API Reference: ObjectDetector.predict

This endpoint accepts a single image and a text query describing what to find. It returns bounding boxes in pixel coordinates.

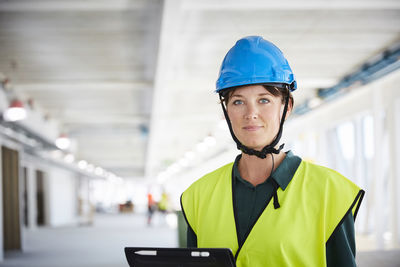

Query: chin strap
[219,88,290,159]
[269,153,280,209]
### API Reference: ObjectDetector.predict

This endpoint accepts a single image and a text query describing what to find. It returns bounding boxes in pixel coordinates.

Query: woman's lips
[243,126,263,131]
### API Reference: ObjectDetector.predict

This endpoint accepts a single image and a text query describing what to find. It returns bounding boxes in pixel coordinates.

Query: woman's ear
[280,97,293,120]
[285,98,293,119]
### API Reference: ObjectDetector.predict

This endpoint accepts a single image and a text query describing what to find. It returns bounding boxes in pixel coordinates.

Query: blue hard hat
[216,36,297,92]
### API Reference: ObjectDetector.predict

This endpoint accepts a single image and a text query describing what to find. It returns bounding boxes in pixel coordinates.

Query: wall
[21,155,84,228]
[46,167,78,227]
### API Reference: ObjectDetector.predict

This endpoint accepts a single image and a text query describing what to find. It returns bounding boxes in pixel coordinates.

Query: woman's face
[226,85,291,151]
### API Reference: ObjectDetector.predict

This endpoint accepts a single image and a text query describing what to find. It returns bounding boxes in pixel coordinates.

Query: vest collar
[233,150,301,191]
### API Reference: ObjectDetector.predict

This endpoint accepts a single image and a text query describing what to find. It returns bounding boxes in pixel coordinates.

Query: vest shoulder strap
[299,161,364,240]
[181,162,234,234]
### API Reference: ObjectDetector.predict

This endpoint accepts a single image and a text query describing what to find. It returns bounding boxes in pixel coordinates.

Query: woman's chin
[242,143,268,152]
[242,140,281,152]
[238,136,274,151]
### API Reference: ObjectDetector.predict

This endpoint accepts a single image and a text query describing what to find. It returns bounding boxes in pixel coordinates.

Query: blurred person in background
[147,192,156,226]
[158,190,170,213]
[181,36,365,267]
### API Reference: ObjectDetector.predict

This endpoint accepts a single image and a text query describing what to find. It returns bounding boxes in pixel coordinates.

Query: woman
[180,36,364,267]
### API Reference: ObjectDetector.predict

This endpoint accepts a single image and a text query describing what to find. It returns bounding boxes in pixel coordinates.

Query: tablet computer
[124,247,236,267]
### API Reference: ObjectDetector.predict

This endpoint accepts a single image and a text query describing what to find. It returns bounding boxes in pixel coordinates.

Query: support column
[145,0,183,179]
[387,94,400,248]
[0,141,3,262]
[396,98,400,247]
[26,165,37,230]
[373,86,386,249]
[354,115,367,233]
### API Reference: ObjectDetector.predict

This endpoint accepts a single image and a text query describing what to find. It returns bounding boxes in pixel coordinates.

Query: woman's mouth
[243,126,263,131]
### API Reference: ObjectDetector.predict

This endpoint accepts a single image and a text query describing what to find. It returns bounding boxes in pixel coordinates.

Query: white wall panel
[47,168,78,227]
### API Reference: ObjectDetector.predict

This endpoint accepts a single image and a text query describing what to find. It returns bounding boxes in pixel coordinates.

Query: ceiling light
[64,154,75,163]
[55,134,71,150]
[78,160,88,169]
[95,167,104,176]
[3,99,27,121]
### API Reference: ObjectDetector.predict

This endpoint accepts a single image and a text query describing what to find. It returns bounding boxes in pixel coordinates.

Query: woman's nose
[244,105,258,120]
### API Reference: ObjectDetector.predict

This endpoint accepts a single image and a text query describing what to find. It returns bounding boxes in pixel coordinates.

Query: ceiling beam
[145,0,183,179]
[181,0,400,10]
[67,127,143,136]
[14,82,151,92]
[0,0,159,12]
[63,118,147,127]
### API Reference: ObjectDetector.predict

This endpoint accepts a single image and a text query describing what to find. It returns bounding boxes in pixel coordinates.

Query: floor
[1,212,399,267]
[1,213,178,267]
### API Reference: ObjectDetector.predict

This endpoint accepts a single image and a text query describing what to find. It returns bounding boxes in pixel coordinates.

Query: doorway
[1,146,21,250]
[23,167,28,227]
[36,170,46,226]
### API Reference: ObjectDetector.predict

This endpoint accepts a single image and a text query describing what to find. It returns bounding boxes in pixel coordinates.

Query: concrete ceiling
[0,0,399,179]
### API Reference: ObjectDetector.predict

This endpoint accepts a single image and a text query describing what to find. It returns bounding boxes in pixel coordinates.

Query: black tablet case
[124,247,236,267]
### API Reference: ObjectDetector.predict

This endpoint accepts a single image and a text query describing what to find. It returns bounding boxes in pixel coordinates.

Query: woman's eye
[259,98,270,104]
[233,100,243,105]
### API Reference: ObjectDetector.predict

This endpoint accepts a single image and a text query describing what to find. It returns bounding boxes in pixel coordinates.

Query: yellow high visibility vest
[181,160,364,267]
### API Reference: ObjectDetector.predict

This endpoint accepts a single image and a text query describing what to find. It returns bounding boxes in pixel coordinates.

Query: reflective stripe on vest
[181,160,364,267]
